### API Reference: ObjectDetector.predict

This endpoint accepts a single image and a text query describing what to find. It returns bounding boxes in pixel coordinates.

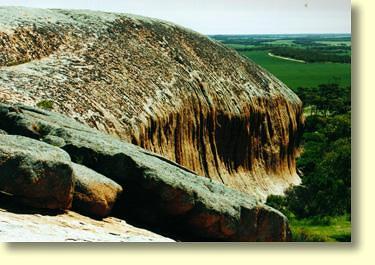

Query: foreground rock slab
[0,134,73,210]
[0,203,173,242]
[0,103,291,241]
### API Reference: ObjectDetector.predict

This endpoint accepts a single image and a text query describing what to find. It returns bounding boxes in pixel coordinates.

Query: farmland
[241,50,350,89]
[211,34,351,90]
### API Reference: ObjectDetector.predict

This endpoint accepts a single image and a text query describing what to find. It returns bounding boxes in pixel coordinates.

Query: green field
[315,40,351,46]
[290,215,351,242]
[240,50,351,89]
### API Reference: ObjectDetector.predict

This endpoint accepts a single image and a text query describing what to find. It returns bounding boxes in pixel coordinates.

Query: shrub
[36,100,54,110]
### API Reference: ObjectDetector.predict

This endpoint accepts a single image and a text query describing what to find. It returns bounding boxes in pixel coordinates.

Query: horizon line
[207,33,351,36]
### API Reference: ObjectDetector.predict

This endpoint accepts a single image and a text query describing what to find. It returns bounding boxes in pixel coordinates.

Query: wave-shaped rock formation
[0,7,303,200]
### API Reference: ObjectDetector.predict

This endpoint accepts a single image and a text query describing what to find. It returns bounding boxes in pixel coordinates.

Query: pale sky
[0,0,351,34]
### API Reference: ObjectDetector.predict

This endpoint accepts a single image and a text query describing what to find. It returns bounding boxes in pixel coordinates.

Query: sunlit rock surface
[0,199,174,242]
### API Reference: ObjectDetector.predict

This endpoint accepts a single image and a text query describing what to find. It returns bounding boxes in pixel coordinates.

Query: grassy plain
[240,50,351,89]
[212,34,351,90]
[290,215,351,242]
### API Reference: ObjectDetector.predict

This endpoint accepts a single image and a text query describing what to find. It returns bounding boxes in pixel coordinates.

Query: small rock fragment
[72,163,123,218]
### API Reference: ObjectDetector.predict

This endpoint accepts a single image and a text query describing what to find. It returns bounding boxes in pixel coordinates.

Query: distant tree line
[291,41,351,52]
[222,39,272,46]
[292,36,351,44]
[270,47,351,63]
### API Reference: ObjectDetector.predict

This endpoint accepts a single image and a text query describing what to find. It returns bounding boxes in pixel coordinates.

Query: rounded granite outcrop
[0,7,304,200]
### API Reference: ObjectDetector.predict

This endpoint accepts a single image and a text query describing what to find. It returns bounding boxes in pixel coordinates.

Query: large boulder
[72,162,123,218]
[0,103,291,241]
[0,134,73,209]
